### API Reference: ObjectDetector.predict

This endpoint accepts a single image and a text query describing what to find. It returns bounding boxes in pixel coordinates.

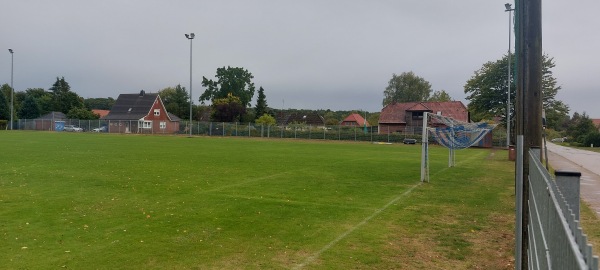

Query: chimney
[140,90,145,96]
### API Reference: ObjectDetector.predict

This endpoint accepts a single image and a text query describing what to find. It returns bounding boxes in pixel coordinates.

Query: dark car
[403,138,417,144]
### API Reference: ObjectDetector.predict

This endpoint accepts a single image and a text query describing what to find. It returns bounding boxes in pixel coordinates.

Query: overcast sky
[2,1,599,116]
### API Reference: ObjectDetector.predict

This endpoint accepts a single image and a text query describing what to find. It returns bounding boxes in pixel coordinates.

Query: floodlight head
[505,3,512,11]
[185,34,189,38]
[8,49,13,53]
[190,33,195,39]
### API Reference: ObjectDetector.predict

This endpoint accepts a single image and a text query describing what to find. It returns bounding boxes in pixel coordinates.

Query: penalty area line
[293,182,422,270]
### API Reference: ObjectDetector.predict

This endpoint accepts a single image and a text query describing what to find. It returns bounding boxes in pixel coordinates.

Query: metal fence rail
[527,149,598,269]
[16,119,508,146]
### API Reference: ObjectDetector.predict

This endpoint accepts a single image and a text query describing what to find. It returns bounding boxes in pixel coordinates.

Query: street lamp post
[505,3,514,147]
[185,33,195,137]
[8,49,14,130]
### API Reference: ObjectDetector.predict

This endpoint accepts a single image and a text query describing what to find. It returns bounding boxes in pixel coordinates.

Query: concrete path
[546,142,600,215]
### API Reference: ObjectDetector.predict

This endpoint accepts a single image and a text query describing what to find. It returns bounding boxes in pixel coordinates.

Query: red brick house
[378,101,469,134]
[341,113,370,127]
[103,90,180,134]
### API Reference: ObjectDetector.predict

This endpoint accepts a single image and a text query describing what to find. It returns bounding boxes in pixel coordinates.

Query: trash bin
[508,145,516,161]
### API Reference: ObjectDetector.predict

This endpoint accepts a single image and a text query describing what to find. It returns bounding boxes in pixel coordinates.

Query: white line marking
[293,182,422,269]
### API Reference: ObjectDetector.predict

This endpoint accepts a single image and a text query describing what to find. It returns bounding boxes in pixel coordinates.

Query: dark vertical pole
[515,0,543,268]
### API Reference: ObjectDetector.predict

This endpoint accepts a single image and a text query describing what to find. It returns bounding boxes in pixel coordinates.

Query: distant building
[593,119,600,132]
[103,90,180,134]
[341,113,370,127]
[378,101,469,134]
[92,109,110,119]
[33,111,68,131]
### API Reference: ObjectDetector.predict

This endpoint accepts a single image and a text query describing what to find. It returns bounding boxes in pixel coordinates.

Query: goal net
[420,112,496,182]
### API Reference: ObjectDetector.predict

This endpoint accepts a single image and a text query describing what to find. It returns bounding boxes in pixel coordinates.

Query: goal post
[420,112,429,182]
[420,112,496,183]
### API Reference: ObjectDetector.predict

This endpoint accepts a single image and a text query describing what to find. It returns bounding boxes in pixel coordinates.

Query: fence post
[515,135,524,270]
[555,170,582,220]
[387,126,390,143]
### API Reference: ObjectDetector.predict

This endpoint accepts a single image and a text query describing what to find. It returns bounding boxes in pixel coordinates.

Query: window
[412,112,424,120]
[154,109,160,116]
[142,121,152,129]
[160,121,166,129]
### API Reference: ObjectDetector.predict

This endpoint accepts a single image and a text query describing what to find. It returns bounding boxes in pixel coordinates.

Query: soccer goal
[420,112,496,182]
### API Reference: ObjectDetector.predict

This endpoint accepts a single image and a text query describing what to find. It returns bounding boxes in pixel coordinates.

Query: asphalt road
[546,142,600,215]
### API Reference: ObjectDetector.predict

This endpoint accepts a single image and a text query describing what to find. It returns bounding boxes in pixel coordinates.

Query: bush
[583,132,600,147]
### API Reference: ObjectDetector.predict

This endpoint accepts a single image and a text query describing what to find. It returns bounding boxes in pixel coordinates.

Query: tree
[428,90,452,102]
[18,95,41,119]
[84,97,115,110]
[566,112,597,144]
[49,77,84,113]
[26,88,53,115]
[464,53,569,129]
[67,107,99,120]
[159,84,189,119]
[382,71,432,106]
[211,93,246,122]
[0,85,9,120]
[255,86,268,120]
[200,66,256,107]
[255,114,276,126]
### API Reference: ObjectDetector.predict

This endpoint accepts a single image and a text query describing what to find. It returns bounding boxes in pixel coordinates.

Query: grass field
[0,131,515,269]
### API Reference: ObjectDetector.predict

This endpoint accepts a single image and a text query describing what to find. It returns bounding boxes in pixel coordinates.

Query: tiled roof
[104,91,158,120]
[92,109,110,119]
[168,113,181,122]
[592,119,600,129]
[379,101,468,124]
[342,113,370,127]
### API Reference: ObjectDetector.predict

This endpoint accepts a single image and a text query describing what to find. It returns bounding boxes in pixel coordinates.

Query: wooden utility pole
[515,0,543,268]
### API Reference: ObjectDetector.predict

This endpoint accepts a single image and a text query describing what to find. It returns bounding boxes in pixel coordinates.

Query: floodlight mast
[9,49,14,130]
[505,3,515,148]
[185,33,195,137]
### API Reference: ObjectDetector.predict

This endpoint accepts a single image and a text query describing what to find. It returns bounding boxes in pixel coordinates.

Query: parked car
[92,126,107,132]
[403,138,417,144]
[64,125,83,132]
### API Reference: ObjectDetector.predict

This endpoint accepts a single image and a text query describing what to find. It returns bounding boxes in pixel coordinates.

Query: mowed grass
[0,131,515,269]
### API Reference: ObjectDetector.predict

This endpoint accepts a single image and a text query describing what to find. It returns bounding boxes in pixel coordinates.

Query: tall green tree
[0,84,10,120]
[26,88,53,115]
[382,71,432,106]
[428,90,452,102]
[255,86,268,120]
[18,95,41,119]
[67,107,99,120]
[200,66,256,107]
[211,93,246,122]
[49,77,84,113]
[158,84,189,119]
[464,53,569,129]
[84,97,115,110]
[566,112,597,143]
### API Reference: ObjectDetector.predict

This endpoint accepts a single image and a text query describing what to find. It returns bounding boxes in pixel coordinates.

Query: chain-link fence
[16,118,507,146]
